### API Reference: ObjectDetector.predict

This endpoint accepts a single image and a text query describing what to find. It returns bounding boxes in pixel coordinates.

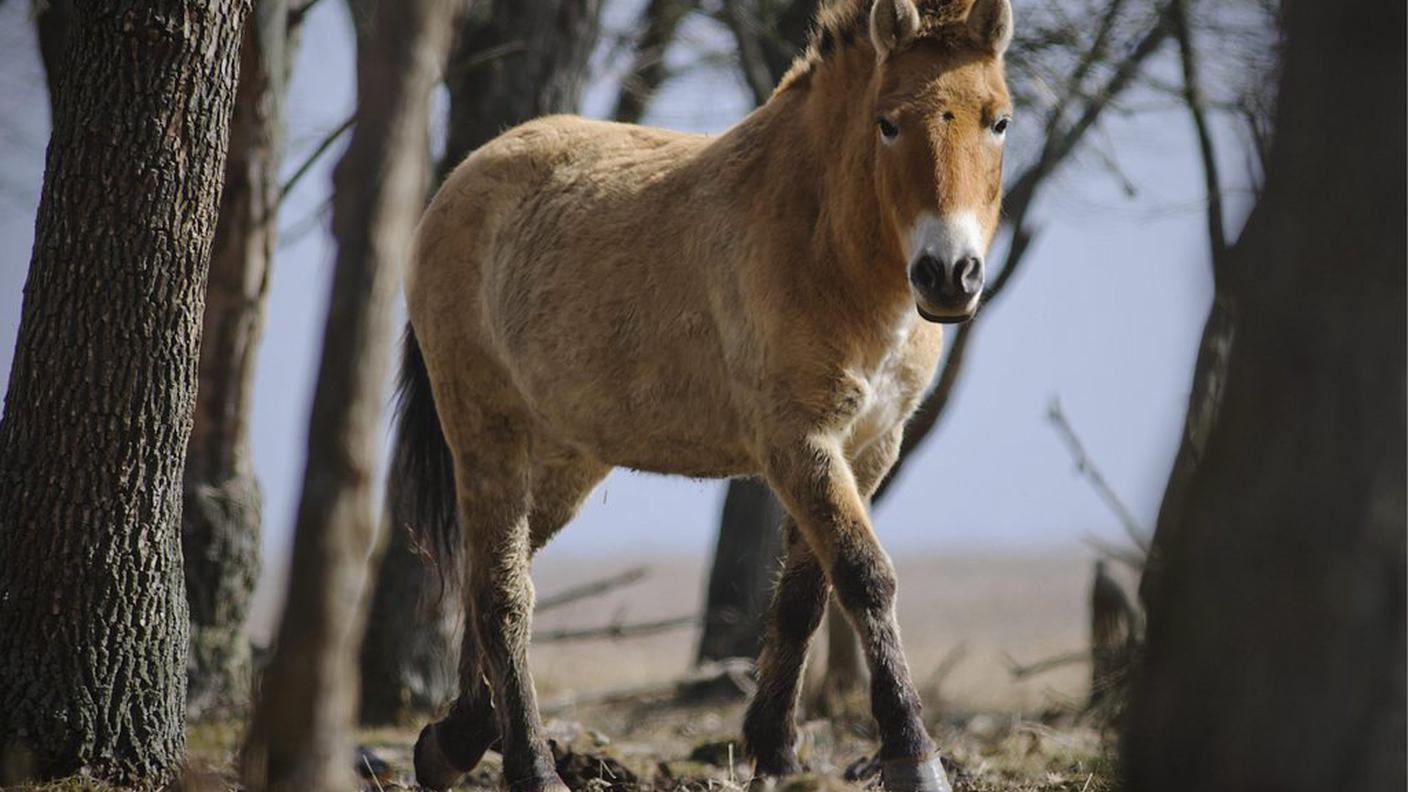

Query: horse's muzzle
[909,252,983,323]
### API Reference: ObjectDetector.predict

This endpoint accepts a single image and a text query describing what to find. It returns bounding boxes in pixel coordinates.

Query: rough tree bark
[358,0,605,727]
[183,0,301,723]
[33,0,72,117]
[240,0,458,788]
[1124,1,1406,788]
[0,0,250,785]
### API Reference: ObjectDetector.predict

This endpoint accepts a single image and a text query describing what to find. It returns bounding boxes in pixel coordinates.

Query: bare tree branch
[1005,649,1089,679]
[1047,397,1151,554]
[1171,0,1229,277]
[278,113,355,205]
[535,614,698,643]
[1084,533,1148,572]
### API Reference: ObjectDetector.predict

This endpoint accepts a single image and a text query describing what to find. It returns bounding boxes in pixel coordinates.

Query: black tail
[389,325,460,589]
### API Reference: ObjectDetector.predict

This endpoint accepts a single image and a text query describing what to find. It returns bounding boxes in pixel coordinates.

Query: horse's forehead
[884,46,1008,108]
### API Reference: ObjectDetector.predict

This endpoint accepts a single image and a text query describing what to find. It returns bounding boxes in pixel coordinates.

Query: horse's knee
[467,569,534,656]
[830,543,898,618]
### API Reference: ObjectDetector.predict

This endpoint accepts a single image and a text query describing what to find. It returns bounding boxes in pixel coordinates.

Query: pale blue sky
[0,1,1252,590]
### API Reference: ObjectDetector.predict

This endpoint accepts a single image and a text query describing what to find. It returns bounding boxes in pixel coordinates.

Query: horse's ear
[967,0,1013,56]
[870,0,920,60]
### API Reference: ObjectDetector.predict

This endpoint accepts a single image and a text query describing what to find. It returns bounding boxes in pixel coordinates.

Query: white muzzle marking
[904,210,984,268]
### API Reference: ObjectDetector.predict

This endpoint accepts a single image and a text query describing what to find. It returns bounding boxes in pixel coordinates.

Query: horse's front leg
[763,435,950,792]
[743,430,904,779]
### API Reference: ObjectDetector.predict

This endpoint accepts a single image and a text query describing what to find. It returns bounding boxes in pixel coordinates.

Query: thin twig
[539,658,754,714]
[1083,533,1147,572]
[922,641,969,694]
[1004,649,1089,679]
[1047,397,1151,554]
[535,566,649,613]
[278,114,355,205]
[361,754,385,792]
[534,614,697,643]
[445,40,529,81]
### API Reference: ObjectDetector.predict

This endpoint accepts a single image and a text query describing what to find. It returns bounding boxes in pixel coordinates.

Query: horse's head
[868,0,1012,323]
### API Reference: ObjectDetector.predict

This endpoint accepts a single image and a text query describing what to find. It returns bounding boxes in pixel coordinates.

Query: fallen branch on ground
[541,658,753,715]
[534,614,696,643]
[536,566,650,613]
[1005,649,1089,679]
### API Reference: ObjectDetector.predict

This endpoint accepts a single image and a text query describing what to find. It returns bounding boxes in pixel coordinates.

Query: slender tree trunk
[241,1,457,787]
[697,478,788,661]
[359,0,604,727]
[611,0,692,124]
[184,0,301,723]
[1125,1,1406,788]
[0,0,250,785]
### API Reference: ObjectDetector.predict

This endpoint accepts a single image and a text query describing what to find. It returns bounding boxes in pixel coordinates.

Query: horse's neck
[713,55,912,329]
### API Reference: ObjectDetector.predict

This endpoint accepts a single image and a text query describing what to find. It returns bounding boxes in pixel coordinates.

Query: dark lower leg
[831,546,935,763]
[743,524,830,776]
[470,566,561,790]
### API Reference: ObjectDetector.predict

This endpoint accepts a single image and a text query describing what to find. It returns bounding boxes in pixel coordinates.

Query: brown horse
[395,0,1013,789]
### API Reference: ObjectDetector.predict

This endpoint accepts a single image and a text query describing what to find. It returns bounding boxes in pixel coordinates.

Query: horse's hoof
[414,723,466,791]
[880,755,952,792]
[747,775,781,792]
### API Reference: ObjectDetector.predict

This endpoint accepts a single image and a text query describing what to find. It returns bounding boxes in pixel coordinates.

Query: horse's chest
[839,319,939,455]
[845,358,921,455]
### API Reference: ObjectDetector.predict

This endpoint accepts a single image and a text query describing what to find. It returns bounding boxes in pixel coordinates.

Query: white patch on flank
[903,210,984,268]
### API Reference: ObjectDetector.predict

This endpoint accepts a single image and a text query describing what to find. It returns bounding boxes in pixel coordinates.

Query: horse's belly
[501,331,756,478]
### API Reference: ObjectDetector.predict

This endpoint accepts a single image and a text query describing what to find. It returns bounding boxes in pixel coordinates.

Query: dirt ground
[217,551,1123,791]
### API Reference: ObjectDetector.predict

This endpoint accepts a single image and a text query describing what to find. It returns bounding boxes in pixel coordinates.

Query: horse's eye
[877,117,899,141]
[992,116,1011,136]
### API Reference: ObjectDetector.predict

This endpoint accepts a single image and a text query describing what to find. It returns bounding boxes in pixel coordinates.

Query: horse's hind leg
[414,627,499,790]
[414,449,606,790]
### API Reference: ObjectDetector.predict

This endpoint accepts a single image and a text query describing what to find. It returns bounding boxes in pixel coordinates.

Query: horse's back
[408,115,755,476]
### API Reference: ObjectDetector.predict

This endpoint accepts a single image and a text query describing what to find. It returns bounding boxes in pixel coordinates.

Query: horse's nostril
[955,256,984,294]
[910,255,941,290]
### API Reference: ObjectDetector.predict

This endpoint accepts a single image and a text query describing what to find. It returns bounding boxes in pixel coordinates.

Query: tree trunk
[240,1,457,788]
[358,0,604,727]
[33,0,72,118]
[184,0,300,724]
[1124,1,1406,788]
[1138,295,1233,610]
[438,0,604,182]
[697,478,788,661]
[0,0,250,785]
[611,0,692,124]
